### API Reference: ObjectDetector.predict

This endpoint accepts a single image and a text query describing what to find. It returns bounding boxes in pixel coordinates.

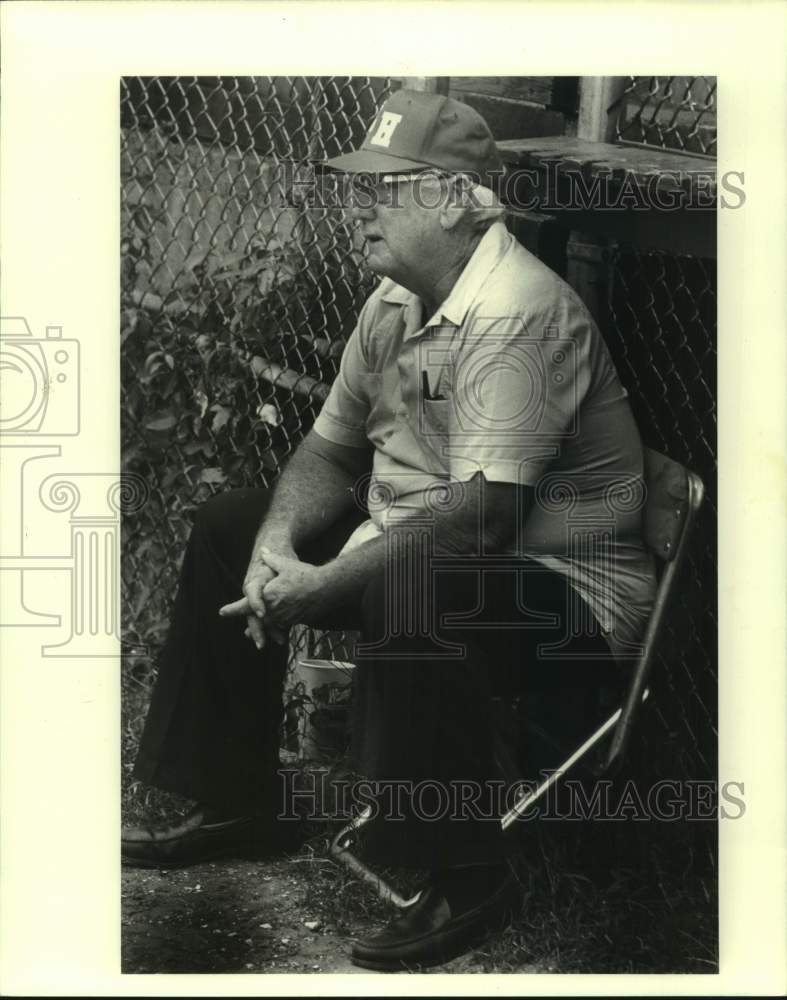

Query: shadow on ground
[122,854,540,975]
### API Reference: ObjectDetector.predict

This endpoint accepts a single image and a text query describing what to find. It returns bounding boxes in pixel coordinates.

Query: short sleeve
[445,314,593,487]
[313,325,371,447]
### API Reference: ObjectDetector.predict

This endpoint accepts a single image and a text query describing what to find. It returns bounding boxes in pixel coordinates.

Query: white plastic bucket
[282,658,354,761]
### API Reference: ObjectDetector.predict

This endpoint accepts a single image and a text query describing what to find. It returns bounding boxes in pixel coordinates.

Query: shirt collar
[379,221,511,335]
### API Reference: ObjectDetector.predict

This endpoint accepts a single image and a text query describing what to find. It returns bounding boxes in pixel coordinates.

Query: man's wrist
[312,536,385,602]
[253,526,295,563]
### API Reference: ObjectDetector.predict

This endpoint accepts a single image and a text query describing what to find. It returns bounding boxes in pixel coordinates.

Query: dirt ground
[122,855,540,975]
[123,858,363,974]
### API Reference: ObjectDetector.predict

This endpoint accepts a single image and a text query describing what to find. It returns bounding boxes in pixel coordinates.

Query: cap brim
[315,148,432,175]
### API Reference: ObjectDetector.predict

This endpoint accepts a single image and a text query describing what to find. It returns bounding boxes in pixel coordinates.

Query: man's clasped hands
[218,547,327,651]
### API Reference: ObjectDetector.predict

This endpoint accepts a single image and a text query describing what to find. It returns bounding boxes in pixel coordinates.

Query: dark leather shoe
[122,806,300,869]
[350,870,518,971]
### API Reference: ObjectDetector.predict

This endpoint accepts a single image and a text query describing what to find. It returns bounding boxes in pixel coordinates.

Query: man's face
[349,174,445,288]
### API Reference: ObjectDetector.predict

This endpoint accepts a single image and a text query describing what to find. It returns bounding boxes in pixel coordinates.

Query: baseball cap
[319,89,503,187]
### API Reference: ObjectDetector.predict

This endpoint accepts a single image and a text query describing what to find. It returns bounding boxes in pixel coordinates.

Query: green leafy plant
[120,197,315,657]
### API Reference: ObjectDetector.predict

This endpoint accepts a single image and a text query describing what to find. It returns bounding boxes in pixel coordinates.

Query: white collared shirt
[314,221,657,658]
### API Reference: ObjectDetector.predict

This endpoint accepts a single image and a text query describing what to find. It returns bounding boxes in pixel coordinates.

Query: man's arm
[220,427,371,647]
[251,426,372,559]
[223,291,375,646]
[260,473,534,628]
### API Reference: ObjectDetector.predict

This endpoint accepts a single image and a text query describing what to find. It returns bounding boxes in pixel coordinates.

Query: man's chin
[365,253,388,276]
[364,247,402,283]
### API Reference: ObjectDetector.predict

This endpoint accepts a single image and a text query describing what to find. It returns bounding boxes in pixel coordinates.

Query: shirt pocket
[420,392,454,439]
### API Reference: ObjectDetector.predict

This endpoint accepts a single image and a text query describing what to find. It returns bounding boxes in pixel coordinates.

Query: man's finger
[246,615,266,650]
[245,589,267,619]
[268,623,288,645]
[259,547,295,573]
[219,596,251,617]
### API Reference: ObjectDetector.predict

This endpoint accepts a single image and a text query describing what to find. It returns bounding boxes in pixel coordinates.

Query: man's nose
[350,199,376,222]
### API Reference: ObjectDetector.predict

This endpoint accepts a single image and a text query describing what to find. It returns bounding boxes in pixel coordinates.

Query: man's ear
[439,175,470,231]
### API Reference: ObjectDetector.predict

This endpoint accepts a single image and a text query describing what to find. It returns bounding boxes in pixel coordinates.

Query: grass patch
[293,791,717,973]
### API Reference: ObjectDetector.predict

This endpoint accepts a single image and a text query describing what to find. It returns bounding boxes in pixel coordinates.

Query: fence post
[566,77,628,321]
[399,77,450,95]
[577,76,628,143]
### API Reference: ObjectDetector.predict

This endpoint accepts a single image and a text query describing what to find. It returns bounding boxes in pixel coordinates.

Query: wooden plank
[497,135,717,194]
[457,93,565,141]
[450,77,579,115]
[507,204,716,259]
[450,76,555,106]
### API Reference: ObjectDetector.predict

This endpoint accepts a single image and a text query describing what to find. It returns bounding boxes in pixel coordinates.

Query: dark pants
[133,488,620,869]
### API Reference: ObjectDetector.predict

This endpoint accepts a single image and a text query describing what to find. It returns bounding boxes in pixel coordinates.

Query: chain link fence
[615,76,717,157]
[121,75,716,788]
[605,246,717,779]
[120,77,390,781]
[120,76,390,665]
[606,76,717,779]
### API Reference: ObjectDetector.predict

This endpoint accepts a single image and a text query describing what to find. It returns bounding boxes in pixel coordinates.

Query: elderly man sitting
[123,89,656,970]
